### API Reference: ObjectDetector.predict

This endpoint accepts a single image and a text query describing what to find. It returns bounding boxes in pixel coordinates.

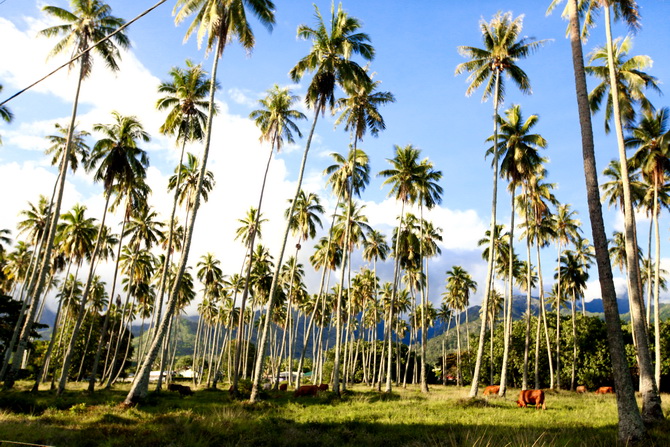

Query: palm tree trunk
[653,185,661,389]
[249,101,323,403]
[88,215,128,392]
[57,190,112,395]
[556,243,563,390]
[566,0,646,440]
[499,189,516,396]
[3,63,86,387]
[385,201,406,393]
[522,226,532,390]
[469,69,501,397]
[536,241,555,388]
[571,291,578,391]
[603,4,662,423]
[124,35,223,405]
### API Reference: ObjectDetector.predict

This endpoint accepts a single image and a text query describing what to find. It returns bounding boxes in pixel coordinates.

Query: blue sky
[2,0,670,313]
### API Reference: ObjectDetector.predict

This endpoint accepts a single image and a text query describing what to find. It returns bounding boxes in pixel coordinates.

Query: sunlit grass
[0,381,668,446]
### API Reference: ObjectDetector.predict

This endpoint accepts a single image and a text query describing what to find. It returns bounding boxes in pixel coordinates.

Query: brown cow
[318,383,329,391]
[483,385,500,396]
[294,385,319,397]
[576,386,587,394]
[168,383,194,396]
[516,390,546,410]
[595,386,613,394]
[279,383,288,391]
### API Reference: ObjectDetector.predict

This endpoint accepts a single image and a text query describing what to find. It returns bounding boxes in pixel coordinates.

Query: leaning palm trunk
[249,102,323,403]
[469,70,501,397]
[2,63,86,386]
[124,36,222,405]
[231,140,276,393]
[522,223,532,390]
[57,190,113,395]
[88,216,128,392]
[564,0,646,440]
[603,5,662,423]
[571,291,578,390]
[535,243,554,389]
[653,185,661,388]
[385,201,406,393]
[499,178,516,396]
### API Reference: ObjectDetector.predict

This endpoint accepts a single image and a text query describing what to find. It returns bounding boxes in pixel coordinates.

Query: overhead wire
[0,0,168,107]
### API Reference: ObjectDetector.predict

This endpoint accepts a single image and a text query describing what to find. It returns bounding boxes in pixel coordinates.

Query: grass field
[0,382,668,446]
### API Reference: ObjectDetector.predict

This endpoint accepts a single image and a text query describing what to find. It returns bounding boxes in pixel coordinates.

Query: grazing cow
[516,390,546,410]
[168,383,194,396]
[595,386,614,395]
[294,385,319,397]
[279,383,288,391]
[576,386,587,394]
[483,385,500,396]
[318,383,329,391]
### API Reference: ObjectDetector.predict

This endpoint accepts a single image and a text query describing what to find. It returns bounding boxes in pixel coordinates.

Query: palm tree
[547,0,648,438]
[552,204,581,389]
[378,144,428,392]
[250,3,373,401]
[3,0,129,387]
[56,111,149,394]
[626,108,670,389]
[122,0,276,405]
[589,0,663,423]
[154,60,213,334]
[491,103,546,395]
[232,85,306,390]
[456,12,545,398]
[443,266,477,387]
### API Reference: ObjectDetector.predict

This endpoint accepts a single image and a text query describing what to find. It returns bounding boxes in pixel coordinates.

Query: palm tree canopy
[585,36,661,133]
[250,84,306,152]
[601,159,645,210]
[488,104,547,188]
[290,3,374,113]
[39,0,130,79]
[285,190,324,243]
[379,144,442,207]
[334,73,395,143]
[626,108,670,191]
[455,11,546,103]
[324,149,370,199]
[174,0,275,57]
[87,111,150,194]
[156,59,216,143]
[44,123,90,172]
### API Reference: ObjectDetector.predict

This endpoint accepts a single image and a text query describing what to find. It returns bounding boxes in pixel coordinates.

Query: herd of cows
[164,381,614,409]
[482,385,615,410]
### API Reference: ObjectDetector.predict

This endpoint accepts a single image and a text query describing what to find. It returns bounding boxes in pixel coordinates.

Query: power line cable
[0,0,168,107]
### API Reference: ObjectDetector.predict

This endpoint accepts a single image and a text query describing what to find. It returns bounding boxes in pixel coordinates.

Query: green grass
[0,381,668,446]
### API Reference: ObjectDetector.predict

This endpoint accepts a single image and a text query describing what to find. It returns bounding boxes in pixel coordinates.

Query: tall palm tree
[547,0,648,439]
[154,60,213,333]
[626,108,670,389]
[443,266,477,387]
[250,3,373,401]
[491,103,546,395]
[122,0,276,405]
[456,12,545,398]
[589,0,663,423]
[56,111,149,394]
[379,144,428,392]
[44,123,90,174]
[552,204,581,389]
[3,0,129,387]
[330,71,393,391]
[232,85,306,390]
